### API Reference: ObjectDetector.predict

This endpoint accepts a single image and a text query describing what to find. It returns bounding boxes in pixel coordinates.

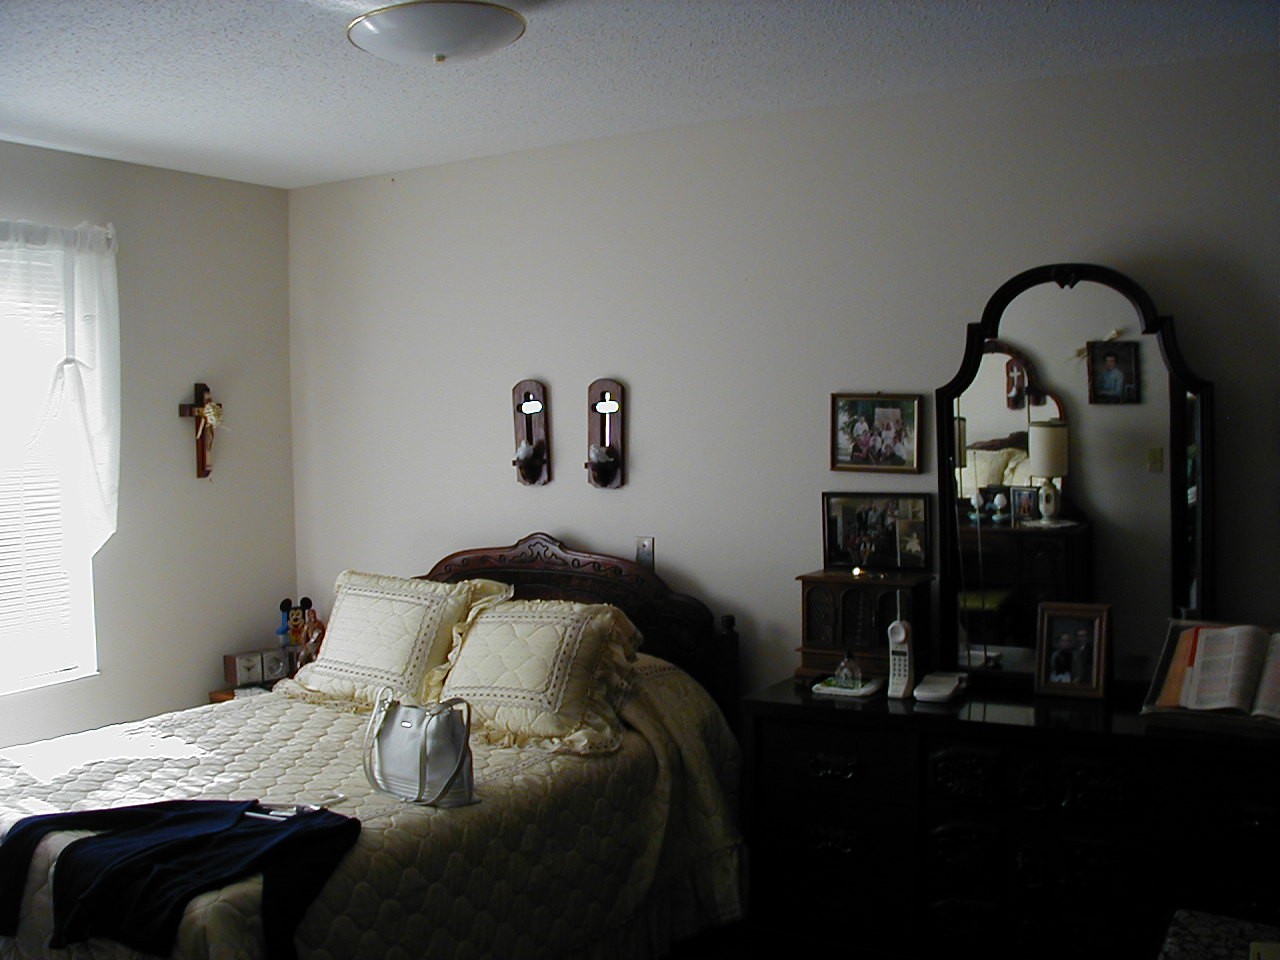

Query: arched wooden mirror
[935,263,1214,690]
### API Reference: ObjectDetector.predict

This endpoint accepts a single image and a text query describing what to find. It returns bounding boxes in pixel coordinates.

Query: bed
[955,429,1032,499]
[0,532,744,960]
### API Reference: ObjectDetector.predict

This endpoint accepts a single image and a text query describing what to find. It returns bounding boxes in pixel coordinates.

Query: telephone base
[912,672,968,703]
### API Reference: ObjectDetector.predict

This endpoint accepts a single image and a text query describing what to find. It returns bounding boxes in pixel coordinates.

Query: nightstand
[212,645,297,703]
[209,685,274,704]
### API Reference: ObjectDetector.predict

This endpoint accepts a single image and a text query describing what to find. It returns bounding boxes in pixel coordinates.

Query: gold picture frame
[830,393,922,473]
[1035,601,1111,699]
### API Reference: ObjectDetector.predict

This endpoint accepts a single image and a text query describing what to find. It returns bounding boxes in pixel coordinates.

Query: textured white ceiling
[0,0,1275,189]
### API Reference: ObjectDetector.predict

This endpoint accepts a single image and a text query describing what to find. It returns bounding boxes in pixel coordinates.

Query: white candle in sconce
[519,394,542,445]
[595,392,619,449]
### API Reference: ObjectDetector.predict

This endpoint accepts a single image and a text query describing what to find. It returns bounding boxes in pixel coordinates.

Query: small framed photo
[823,492,930,570]
[1010,485,1040,523]
[1086,340,1140,404]
[1035,602,1111,699]
[831,393,922,473]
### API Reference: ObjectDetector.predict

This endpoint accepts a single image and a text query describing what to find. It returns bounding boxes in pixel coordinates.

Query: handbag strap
[361,686,397,794]
[364,693,472,805]
[412,698,471,805]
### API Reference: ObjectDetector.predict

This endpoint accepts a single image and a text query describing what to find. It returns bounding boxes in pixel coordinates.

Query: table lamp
[1029,420,1069,521]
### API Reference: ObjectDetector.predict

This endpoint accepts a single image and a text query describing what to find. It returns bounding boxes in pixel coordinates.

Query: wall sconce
[585,378,624,488]
[512,380,550,485]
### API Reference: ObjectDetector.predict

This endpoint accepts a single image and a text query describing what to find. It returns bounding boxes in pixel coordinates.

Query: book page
[1180,625,1269,711]
[1249,634,1280,720]
[1154,628,1195,708]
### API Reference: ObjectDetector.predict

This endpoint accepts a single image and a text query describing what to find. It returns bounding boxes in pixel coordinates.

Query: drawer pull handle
[813,837,858,857]
[810,757,860,781]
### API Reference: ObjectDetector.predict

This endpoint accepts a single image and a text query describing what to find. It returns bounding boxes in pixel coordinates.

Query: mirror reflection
[936,264,1213,688]
[952,342,1085,673]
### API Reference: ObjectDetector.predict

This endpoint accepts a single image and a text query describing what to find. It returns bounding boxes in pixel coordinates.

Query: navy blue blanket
[0,799,360,959]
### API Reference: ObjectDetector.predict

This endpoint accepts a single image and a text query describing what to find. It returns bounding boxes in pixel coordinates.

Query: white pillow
[970,447,1017,487]
[293,571,512,705]
[957,446,1022,498]
[1003,449,1032,486]
[441,599,641,754]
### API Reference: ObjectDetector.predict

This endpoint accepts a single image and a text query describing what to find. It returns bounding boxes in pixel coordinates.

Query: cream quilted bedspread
[0,657,742,960]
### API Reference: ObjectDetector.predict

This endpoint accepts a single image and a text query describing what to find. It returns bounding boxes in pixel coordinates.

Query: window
[0,221,119,696]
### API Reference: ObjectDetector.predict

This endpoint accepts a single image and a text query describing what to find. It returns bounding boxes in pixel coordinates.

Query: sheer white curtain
[0,220,120,694]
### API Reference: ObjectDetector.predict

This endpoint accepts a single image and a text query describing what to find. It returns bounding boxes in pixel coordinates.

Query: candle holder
[585,378,625,488]
[512,380,550,485]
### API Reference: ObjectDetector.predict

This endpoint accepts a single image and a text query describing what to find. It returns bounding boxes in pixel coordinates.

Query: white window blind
[0,221,119,696]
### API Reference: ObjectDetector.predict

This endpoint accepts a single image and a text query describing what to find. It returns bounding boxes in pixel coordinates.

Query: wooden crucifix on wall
[178,382,222,478]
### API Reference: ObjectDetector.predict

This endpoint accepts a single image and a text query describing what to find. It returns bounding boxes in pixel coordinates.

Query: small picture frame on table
[1035,602,1111,699]
[822,492,930,570]
[830,393,923,473]
[1010,485,1040,524]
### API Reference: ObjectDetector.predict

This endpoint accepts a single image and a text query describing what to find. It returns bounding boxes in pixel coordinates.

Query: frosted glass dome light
[348,1,526,65]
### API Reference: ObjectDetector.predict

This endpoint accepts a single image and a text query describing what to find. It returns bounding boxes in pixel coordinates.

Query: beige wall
[0,142,294,746]
[1,52,1274,744]
[290,53,1279,694]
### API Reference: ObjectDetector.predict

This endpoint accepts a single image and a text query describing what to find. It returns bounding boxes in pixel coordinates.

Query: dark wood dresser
[955,520,1092,653]
[741,679,1280,959]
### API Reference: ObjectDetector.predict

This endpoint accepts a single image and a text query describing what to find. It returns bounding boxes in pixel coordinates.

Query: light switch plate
[636,536,654,570]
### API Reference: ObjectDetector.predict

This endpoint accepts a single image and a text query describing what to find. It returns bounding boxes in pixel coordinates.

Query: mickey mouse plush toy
[276,597,313,647]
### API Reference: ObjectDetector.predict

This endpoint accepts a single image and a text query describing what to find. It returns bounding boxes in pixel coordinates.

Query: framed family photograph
[1010,485,1040,523]
[1086,340,1140,404]
[822,492,930,570]
[830,393,922,473]
[1035,602,1111,699]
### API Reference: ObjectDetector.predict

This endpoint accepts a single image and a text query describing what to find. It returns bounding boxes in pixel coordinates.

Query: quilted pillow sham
[292,572,512,705]
[956,445,1030,498]
[441,599,641,754]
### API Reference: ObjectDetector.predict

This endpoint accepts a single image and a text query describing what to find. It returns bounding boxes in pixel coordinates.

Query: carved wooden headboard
[424,532,739,724]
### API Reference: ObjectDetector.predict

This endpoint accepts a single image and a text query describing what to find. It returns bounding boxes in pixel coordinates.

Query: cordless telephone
[886,619,913,698]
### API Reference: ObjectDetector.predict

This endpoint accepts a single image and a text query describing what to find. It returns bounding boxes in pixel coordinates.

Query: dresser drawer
[752,801,917,935]
[926,740,1148,821]
[755,721,918,804]
[1017,534,1069,582]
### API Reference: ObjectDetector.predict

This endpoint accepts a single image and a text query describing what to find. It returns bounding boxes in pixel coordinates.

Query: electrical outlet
[1147,447,1164,473]
[635,536,655,570]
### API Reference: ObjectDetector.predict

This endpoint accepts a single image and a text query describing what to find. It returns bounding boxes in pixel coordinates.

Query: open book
[1144,621,1280,723]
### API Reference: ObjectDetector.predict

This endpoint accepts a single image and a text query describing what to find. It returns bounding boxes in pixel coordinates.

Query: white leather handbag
[362,689,476,807]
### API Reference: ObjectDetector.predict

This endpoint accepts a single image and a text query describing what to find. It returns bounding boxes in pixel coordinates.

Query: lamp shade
[1028,420,1069,478]
[348,1,526,65]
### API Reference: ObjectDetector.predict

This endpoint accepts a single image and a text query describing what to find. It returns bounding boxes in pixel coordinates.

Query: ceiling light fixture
[348,1,526,66]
